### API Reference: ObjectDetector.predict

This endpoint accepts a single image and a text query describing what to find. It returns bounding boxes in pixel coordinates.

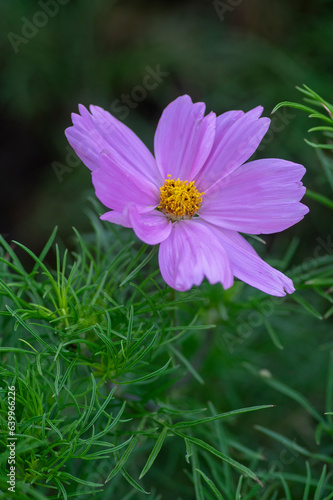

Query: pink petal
[100,210,132,228]
[200,159,309,234]
[92,151,158,211]
[196,106,270,193]
[211,226,295,296]
[65,104,161,186]
[158,219,234,291]
[128,205,172,245]
[154,95,216,181]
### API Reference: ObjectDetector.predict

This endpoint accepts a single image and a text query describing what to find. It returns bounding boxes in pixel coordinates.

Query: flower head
[158,175,204,220]
[65,95,309,296]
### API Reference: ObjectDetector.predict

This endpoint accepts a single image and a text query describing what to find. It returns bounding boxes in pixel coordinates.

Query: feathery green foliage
[1,87,333,498]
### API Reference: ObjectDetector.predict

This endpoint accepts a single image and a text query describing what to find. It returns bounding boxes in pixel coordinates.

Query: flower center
[158,175,204,221]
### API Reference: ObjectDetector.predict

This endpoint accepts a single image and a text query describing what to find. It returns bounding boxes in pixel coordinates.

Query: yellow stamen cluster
[158,175,204,221]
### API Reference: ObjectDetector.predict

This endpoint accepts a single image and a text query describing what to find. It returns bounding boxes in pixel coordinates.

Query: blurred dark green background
[1,2,333,497]
[1,0,332,252]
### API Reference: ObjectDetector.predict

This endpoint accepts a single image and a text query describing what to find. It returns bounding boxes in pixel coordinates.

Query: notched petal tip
[100,209,132,228]
[284,281,295,295]
[68,111,80,124]
[204,110,217,123]
[78,103,89,115]
[64,126,72,138]
[246,105,264,119]
[175,94,193,104]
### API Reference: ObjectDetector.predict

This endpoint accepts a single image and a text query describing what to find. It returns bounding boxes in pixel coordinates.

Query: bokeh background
[1,1,333,497]
[1,0,332,253]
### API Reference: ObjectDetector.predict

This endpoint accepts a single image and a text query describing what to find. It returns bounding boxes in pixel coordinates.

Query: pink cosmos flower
[65,95,308,296]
